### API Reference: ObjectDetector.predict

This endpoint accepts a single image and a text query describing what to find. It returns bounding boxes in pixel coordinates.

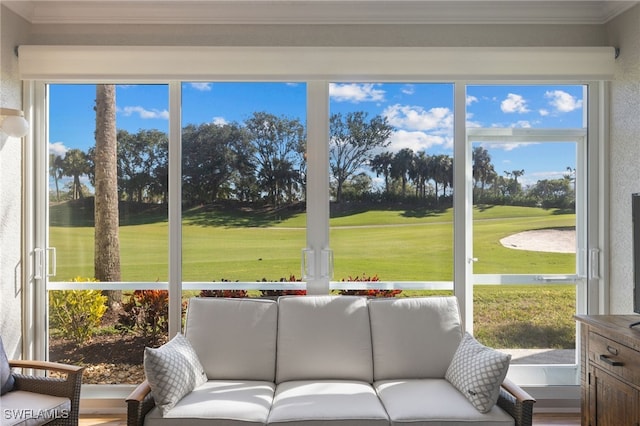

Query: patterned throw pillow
[1,337,16,395]
[144,333,207,416]
[445,332,511,413]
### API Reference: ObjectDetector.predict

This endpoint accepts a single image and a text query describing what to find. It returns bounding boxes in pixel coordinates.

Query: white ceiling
[3,0,638,25]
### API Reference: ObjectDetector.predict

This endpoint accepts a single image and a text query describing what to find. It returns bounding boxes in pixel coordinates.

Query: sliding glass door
[467,84,589,384]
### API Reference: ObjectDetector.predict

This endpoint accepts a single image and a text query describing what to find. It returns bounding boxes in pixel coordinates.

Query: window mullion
[305,81,330,294]
[168,81,182,337]
[454,82,473,333]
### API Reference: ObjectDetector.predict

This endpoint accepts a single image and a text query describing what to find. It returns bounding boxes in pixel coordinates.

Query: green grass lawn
[50,204,575,281]
[49,203,577,349]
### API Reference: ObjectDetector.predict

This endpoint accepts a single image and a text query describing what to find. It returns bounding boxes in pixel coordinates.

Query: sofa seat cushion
[369,297,463,381]
[276,296,373,383]
[143,380,275,426]
[1,390,71,426]
[375,379,514,425]
[268,380,389,426]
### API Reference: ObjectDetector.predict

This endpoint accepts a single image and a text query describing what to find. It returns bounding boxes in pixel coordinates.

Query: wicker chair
[5,359,84,426]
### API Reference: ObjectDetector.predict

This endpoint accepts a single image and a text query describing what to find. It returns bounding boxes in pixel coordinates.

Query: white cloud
[329,83,385,103]
[545,90,583,112]
[500,93,530,114]
[539,109,550,116]
[49,141,68,157]
[510,120,532,128]
[383,104,453,132]
[401,84,415,95]
[120,106,169,120]
[486,142,538,152]
[190,83,212,91]
[466,95,479,106]
[212,116,228,126]
[388,130,451,152]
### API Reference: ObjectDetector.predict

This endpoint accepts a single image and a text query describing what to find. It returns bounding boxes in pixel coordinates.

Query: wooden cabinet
[575,315,640,426]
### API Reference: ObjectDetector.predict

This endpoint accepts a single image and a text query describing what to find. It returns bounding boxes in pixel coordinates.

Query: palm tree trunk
[94,84,122,309]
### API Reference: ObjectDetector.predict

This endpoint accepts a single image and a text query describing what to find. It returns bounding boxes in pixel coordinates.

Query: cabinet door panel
[591,366,639,426]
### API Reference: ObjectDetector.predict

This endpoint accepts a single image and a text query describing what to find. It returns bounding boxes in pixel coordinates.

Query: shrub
[259,275,306,297]
[338,274,402,298]
[118,290,173,346]
[49,277,108,344]
[200,278,248,298]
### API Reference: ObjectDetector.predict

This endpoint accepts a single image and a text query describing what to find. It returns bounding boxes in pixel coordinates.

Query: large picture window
[24,46,610,392]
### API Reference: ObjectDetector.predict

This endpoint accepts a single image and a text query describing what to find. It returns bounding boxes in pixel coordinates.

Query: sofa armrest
[9,359,84,426]
[496,377,536,426]
[126,380,156,426]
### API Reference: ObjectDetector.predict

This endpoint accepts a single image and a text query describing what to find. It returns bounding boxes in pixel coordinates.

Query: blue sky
[49,82,585,189]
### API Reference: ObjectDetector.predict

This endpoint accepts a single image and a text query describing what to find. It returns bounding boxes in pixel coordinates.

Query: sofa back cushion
[276,295,373,383]
[185,297,278,382]
[369,296,463,380]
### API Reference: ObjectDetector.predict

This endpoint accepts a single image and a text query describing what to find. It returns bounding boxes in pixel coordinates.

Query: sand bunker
[499,228,575,253]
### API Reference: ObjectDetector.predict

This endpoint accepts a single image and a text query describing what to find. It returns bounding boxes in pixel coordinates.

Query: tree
[390,148,414,197]
[530,178,572,208]
[49,153,65,202]
[370,151,394,194]
[410,151,431,199]
[564,166,576,198]
[472,146,496,201]
[330,112,393,203]
[94,84,122,310]
[182,122,253,205]
[341,173,373,201]
[61,148,90,200]
[116,129,168,203]
[505,169,525,195]
[244,112,305,206]
[430,154,453,203]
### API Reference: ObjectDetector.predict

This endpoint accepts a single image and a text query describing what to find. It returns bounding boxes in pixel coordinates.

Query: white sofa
[126,296,535,426]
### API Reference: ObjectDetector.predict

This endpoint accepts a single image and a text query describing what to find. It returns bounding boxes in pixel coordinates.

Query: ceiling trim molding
[3,1,639,26]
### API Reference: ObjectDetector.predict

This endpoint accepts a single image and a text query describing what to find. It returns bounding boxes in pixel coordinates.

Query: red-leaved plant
[338,274,402,298]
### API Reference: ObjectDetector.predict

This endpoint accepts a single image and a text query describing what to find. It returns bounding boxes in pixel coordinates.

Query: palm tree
[472,146,496,201]
[510,169,525,194]
[94,84,122,309]
[435,155,453,199]
[425,154,454,205]
[61,149,90,200]
[391,148,414,197]
[49,153,65,202]
[411,151,431,199]
[370,151,394,194]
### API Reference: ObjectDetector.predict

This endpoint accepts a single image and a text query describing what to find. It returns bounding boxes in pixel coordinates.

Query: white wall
[607,4,640,314]
[0,6,30,358]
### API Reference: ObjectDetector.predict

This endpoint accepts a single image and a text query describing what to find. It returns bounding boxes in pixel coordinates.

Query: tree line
[49,111,576,210]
